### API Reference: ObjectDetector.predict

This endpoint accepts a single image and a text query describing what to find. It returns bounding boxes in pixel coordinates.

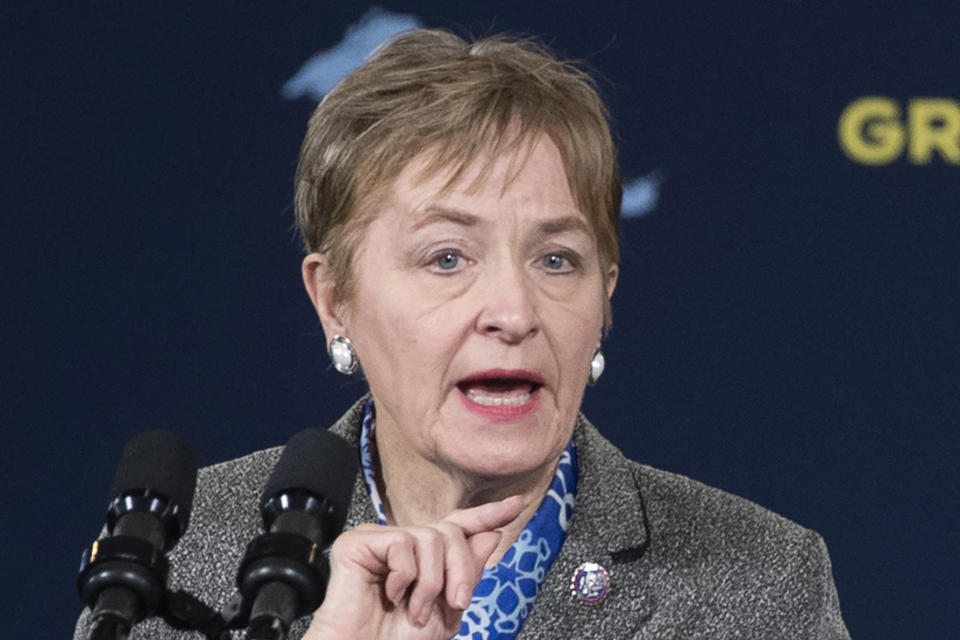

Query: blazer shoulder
[631,461,812,542]
[194,445,283,504]
[626,462,849,638]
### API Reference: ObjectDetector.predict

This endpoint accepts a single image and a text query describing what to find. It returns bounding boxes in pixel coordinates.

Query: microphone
[78,430,198,640]
[236,428,357,640]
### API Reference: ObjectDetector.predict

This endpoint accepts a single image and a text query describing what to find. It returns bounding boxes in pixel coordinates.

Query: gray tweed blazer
[76,397,849,639]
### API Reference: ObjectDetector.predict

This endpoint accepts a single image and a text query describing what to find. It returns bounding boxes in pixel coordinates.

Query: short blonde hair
[294,29,621,325]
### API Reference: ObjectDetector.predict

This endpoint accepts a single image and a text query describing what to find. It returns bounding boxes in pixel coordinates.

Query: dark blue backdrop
[6,3,958,637]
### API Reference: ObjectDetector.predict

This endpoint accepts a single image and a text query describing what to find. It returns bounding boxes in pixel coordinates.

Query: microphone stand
[245,582,300,640]
[80,428,352,639]
[160,589,235,640]
[79,494,334,640]
[86,586,138,640]
[140,568,321,639]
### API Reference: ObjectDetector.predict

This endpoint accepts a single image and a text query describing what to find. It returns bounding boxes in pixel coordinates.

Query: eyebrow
[409,206,482,231]
[409,206,591,238]
[536,215,591,237]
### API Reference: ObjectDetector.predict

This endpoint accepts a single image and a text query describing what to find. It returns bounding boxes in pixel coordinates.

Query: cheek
[352,289,463,388]
[553,295,604,345]
[548,313,602,389]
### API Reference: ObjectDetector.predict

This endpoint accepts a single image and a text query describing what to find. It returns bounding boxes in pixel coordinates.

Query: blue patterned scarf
[359,402,578,640]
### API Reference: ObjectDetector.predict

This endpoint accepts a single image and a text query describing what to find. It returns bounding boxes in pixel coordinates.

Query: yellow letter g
[838,97,905,165]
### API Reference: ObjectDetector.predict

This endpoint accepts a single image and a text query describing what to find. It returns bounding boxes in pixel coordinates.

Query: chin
[435,392,574,482]
[441,434,564,484]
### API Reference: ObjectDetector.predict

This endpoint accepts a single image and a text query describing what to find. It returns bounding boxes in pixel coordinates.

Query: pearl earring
[328,335,359,375]
[587,348,605,386]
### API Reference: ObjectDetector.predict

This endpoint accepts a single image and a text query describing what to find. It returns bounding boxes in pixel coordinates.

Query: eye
[538,251,581,275]
[542,253,570,271]
[422,247,470,275]
[435,252,460,271]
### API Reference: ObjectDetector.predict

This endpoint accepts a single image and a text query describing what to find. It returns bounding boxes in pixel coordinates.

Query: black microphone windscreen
[260,428,357,532]
[111,429,198,528]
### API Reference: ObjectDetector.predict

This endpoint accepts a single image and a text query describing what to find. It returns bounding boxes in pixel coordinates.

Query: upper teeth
[466,391,532,406]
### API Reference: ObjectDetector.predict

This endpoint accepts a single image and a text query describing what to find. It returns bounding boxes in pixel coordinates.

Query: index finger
[442,495,526,535]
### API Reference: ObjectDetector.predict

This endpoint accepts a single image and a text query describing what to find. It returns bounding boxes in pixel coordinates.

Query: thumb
[466,530,503,571]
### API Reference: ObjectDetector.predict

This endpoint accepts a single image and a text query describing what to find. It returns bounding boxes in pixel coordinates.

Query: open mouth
[457,371,544,409]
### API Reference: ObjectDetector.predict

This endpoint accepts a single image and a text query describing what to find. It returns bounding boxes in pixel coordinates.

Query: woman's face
[308,137,616,482]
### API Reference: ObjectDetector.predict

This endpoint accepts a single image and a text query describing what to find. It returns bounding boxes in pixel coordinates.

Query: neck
[371,423,560,565]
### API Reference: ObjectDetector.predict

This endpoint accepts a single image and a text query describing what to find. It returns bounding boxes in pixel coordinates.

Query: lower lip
[458,387,541,421]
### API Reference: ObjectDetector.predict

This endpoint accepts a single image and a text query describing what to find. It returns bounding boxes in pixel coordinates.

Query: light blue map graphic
[281,7,422,100]
[621,170,664,218]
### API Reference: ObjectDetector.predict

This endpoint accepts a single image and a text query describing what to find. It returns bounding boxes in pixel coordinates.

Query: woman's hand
[304,495,525,640]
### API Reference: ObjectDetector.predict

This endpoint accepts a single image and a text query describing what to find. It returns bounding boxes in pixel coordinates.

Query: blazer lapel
[518,416,655,639]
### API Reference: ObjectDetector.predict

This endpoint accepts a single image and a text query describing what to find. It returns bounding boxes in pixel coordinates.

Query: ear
[605,263,619,301]
[302,252,346,345]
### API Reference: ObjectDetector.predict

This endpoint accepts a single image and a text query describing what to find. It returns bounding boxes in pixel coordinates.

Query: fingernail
[417,602,431,626]
[505,494,526,509]
[388,583,403,606]
[455,583,471,609]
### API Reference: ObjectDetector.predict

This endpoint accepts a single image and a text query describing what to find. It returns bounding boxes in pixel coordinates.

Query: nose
[475,262,540,343]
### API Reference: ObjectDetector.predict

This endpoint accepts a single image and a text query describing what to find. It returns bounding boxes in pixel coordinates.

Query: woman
[76,29,849,639]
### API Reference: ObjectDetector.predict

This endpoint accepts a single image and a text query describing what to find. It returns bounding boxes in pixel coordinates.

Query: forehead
[382,136,586,229]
